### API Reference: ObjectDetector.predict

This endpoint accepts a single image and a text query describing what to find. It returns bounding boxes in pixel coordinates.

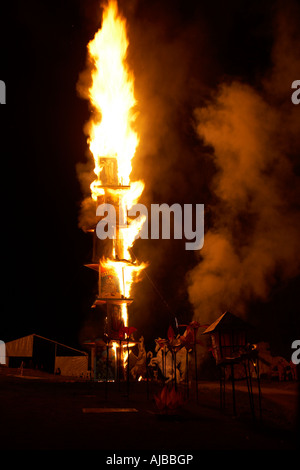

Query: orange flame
[84,0,146,330]
[86,0,142,198]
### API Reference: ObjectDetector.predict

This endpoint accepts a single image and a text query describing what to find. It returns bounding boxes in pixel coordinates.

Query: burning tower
[80,0,146,378]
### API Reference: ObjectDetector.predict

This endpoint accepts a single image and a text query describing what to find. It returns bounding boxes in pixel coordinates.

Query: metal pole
[194,332,198,402]
[244,360,255,421]
[247,359,256,420]
[127,339,129,397]
[174,350,177,391]
[118,340,121,391]
[146,351,149,400]
[230,363,236,416]
[105,342,109,399]
[219,366,223,410]
[186,349,189,399]
[255,358,262,420]
[54,342,57,374]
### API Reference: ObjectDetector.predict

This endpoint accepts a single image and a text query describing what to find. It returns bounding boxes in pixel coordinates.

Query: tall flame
[84,0,146,329]
[87,0,140,198]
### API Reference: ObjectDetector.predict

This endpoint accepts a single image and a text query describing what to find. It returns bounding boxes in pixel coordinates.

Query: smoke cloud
[76,0,300,345]
[187,1,300,324]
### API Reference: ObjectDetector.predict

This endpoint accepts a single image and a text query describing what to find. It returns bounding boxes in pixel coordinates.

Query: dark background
[0,0,299,358]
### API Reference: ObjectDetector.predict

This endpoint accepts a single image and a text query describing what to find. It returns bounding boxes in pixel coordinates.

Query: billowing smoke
[75,0,300,346]
[187,1,300,324]
[76,58,98,232]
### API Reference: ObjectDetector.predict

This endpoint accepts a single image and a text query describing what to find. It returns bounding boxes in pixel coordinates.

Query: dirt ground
[0,367,298,453]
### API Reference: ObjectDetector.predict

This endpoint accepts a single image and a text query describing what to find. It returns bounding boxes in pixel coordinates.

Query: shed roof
[5,334,87,357]
[203,312,252,334]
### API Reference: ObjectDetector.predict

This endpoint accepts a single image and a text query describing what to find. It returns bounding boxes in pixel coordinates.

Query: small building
[5,334,88,377]
[203,312,261,419]
[203,311,252,364]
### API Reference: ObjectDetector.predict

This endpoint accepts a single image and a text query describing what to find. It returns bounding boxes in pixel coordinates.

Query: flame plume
[87,0,140,198]
[83,0,146,330]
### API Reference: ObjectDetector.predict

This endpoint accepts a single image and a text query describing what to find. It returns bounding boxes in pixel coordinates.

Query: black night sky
[1,0,300,360]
